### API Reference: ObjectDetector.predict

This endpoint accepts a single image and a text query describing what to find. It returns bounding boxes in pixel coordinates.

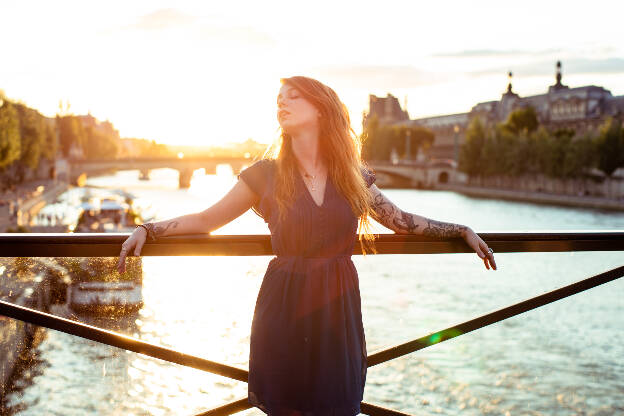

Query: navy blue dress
[238,159,376,416]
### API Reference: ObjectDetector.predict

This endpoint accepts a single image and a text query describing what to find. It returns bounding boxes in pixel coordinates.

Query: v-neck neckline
[298,170,329,208]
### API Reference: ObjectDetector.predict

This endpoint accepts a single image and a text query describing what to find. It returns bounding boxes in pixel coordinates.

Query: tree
[0,99,21,169]
[503,106,539,134]
[57,115,85,157]
[83,126,119,159]
[560,132,596,179]
[361,115,400,162]
[41,119,58,161]
[594,117,624,177]
[547,130,571,179]
[15,104,45,180]
[531,127,554,177]
[408,126,435,159]
[458,117,487,176]
[361,114,380,161]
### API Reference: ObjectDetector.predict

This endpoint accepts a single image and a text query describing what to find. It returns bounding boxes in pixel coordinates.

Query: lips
[278,110,290,118]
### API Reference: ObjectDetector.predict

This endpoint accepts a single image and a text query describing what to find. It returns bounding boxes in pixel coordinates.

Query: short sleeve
[238,159,274,221]
[238,159,272,197]
[361,165,376,188]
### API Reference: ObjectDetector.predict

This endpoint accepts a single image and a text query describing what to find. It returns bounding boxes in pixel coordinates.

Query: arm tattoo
[422,219,467,239]
[393,211,419,233]
[371,192,419,233]
[370,188,466,237]
[371,193,396,220]
[152,221,179,238]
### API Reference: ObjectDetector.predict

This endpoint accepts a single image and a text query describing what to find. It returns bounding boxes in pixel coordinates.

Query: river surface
[4,167,624,415]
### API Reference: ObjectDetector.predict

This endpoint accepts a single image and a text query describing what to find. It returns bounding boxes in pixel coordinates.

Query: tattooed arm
[368,184,497,270]
[117,179,258,272]
[142,179,259,239]
[369,184,467,238]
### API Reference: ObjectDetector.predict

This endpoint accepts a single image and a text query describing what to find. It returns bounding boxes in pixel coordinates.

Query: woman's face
[277,84,320,133]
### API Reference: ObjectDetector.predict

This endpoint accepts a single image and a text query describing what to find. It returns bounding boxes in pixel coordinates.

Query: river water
[4,167,624,415]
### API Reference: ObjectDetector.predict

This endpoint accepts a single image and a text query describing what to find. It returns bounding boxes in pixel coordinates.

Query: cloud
[315,65,451,89]
[198,25,276,46]
[471,57,624,77]
[432,46,618,59]
[117,8,275,47]
[432,48,563,58]
[126,8,198,31]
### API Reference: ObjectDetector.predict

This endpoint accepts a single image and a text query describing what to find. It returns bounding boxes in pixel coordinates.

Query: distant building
[78,113,120,140]
[363,93,409,127]
[364,61,624,160]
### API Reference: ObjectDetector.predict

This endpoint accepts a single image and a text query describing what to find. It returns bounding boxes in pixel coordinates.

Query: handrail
[1,231,623,416]
[1,231,623,257]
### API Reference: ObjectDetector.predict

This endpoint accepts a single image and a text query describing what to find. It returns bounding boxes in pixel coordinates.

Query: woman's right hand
[117,227,147,274]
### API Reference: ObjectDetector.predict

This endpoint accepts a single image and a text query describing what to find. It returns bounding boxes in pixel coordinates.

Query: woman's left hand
[463,228,497,270]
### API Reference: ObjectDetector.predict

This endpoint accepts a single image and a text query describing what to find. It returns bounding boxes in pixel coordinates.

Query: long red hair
[264,76,376,252]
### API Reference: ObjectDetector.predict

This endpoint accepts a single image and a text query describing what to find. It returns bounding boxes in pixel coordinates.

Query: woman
[117,76,497,415]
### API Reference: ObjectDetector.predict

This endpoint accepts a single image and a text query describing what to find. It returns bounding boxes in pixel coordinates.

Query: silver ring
[488,248,494,254]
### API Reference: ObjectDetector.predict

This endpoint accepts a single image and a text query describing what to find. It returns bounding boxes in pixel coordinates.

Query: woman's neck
[290,129,324,173]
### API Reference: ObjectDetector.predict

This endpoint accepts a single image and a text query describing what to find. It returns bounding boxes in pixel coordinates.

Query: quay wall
[1,180,70,232]
[436,183,624,211]
[18,181,71,227]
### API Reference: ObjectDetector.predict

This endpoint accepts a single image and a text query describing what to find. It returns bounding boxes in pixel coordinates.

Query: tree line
[458,107,624,182]
[0,96,58,185]
[0,95,177,188]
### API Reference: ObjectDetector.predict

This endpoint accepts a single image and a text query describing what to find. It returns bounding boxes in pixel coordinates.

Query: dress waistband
[273,254,351,260]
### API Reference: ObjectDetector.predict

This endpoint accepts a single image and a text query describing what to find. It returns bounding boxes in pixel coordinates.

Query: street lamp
[453,125,460,165]
[405,128,411,162]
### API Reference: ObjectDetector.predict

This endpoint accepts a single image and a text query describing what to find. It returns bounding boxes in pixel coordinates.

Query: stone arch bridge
[70,156,250,188]
[368,160,462,189]
[71,157,462,189]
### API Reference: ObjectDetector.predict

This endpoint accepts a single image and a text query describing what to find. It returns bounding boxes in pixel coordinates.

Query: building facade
[364,61,624,161]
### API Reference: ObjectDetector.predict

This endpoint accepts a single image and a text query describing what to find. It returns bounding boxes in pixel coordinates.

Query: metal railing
[1,231,623,415]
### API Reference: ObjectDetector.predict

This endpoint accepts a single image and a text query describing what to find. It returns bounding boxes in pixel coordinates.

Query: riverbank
[0,179,71,232]
[436,182,624,211]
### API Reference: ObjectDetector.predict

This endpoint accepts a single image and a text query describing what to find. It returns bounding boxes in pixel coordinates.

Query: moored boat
[67,190,145,315]
[68,280,143,314]
[64,256,143,315]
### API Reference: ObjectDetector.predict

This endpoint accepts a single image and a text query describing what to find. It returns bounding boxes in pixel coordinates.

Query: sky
[1,1,623,146]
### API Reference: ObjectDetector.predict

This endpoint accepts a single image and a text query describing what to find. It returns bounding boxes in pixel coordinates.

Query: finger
[475,245,486,259]
[478,240,490,255]
[117,252,126,274]
[134,239,145,257]
[483,247,497,271]
[483,256,490,270]
[117,245,129,273]
[489,253,497,271]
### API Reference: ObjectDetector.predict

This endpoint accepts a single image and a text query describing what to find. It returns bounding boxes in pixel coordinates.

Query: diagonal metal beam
[360,402,415,416]
[191,399,415,416]
[0,299,248,382]
[193,397,250,416]
[367,264,624,366]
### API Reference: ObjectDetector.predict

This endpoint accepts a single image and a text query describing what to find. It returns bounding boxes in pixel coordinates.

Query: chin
[279,121,298,133]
